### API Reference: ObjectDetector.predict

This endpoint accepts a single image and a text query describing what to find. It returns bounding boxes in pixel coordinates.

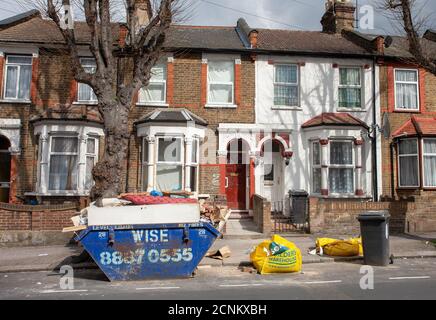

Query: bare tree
[21,0,181,205]
[384,0,436,75]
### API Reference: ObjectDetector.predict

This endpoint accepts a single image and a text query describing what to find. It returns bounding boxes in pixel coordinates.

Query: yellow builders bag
[250,235,302,274]
[316,237,363,257]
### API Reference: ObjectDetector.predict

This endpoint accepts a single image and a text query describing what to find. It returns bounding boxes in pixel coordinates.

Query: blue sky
[0,0,435,35]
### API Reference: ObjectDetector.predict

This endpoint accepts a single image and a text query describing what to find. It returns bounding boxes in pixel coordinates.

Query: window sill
[310,194,371,199]
[271,106,302,111]
[393,108,420,113]
[0,99,31,104]
[337,108,366,112]
[136,102,169,107]
[205,104,237,109]
[73,101,98,105]
[25,191,89,197]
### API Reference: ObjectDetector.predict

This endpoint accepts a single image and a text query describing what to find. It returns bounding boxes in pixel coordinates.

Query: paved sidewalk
[0,234,435,273]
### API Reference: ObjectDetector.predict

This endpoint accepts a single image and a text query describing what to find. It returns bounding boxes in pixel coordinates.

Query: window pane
[275,65,297,84]
[399,156,419,186]
[274,84,298,106]
[313,168,321,194]
[313,142,320,165]
[329,168,354,193]
[78,83,97,101]
[192,139,198,163]
[424,140,436,154]
[396,70,417,82]
[51,137,78,153]
[156,164,182,191]
[208,61,234,82]
[190,166,197,192]
[87,138,96,154]
[340,68,360,85]
[5,66,18,98]
[396,83,418,109]
[85,156,95,190]
[264,164,274,181]
[399,139,417,155]
[158,138,181,162]
[150,64,166,81]
[140,83,165,102]
[330,142,353,165]
[142,165,149,191]
[424,156,436,187]
[339,88,361,108]
[49,155,78,190]
[208,83,233,104]
[7,56,32,64]
[18,65,32,100]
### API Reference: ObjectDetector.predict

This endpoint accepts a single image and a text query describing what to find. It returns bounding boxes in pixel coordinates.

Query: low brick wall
[404,195,436,233]
[308,198,408,235]
[253,194,272,234]
[0,203,79,231]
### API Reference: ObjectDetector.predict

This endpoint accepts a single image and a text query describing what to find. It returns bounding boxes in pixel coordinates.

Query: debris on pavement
[206,246,232,260]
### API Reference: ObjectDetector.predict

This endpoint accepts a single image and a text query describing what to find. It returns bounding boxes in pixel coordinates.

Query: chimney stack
[321,0,356,34]
[134,0,152,30]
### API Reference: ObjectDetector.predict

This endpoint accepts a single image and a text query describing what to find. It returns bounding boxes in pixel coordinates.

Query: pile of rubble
[199,199,230,232]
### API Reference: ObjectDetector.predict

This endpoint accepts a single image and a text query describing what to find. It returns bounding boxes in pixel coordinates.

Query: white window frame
[273,63,300,107]
[85,136,99,191]
[207,60,235,106]
[397,138,420,188]
[394,68,420,111]
[155,136,184,191]
[3,54,33,101]
[311,141,321,194]
[189,137,200,192]
[328,140,355,196]
[138,63,167,105]
[338,66,363,110]
[77,58,97,104]
[422,138,436,188]
[47,135,79,192]
[141,138,149,191]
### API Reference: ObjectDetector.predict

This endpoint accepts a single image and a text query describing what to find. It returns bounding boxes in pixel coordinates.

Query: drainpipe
[372,57,379,202]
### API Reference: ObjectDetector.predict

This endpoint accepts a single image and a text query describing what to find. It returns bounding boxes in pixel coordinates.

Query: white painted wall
[254,55,379,199]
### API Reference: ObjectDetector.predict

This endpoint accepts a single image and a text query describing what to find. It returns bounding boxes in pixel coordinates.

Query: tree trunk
[91,101,131,206]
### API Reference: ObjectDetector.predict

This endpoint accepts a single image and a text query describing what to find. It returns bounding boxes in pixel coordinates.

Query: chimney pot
[321,0,356,34]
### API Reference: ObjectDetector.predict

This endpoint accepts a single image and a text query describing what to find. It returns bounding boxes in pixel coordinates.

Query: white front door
[262,152,283,205]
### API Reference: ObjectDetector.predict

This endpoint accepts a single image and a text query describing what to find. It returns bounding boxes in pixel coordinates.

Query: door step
[229,210,251,220]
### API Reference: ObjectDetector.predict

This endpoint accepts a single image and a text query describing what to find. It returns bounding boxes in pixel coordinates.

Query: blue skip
[75,223,221,281]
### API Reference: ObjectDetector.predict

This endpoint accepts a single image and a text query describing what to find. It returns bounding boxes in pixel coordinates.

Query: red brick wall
[380,62,436,199]
[308,197,408,234]
[0,206,78,231]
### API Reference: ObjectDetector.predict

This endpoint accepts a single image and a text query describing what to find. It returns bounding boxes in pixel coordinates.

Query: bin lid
[357,210,390,221]
[289,190,308,197]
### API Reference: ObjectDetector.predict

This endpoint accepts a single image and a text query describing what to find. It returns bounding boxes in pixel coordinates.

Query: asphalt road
[1,258,436,300]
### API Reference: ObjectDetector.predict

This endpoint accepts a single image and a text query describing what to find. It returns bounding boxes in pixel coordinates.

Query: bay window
[139,63,167,104]
[423,139,436,187]
[329,141,354,194]
[311,141,321,194]
[156,137,183,191]
[3,55,32,100]
[338,67,362,109]
[274,64,299,107]
[77,58,97,103]
[398,139,419,187]
[207,61,234,105]
[395,69,419,110]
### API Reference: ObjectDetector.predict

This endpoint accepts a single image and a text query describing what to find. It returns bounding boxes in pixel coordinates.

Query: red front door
[225,164,246,210]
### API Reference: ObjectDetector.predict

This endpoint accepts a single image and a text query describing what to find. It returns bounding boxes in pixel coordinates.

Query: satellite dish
[382,113,391,139]
[384,36,393,48]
